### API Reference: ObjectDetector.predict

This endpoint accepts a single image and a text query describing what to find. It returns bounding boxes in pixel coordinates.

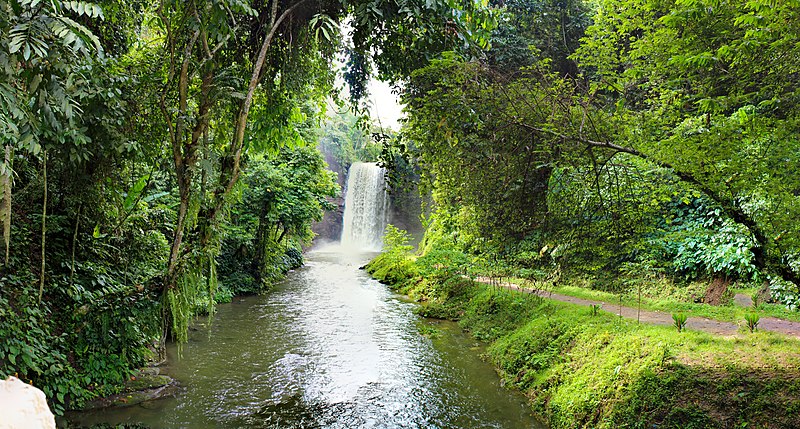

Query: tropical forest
[1,0,800,428]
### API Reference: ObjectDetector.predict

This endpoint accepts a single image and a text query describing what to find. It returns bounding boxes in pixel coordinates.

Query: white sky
[330,51,405,131]
[366,79,404,131]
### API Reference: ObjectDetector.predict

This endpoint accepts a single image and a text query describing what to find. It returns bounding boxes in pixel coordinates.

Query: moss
[80,374,177,410]
[370,251,800,429]
[123,374,172,392]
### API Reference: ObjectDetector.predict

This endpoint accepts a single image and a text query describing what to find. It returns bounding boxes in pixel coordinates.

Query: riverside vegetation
[367,227,800,428]
[0,0,492,415]
[362,0,800,426]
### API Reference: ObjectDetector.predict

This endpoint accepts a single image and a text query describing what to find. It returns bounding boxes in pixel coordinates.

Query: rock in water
[0,376,56,429]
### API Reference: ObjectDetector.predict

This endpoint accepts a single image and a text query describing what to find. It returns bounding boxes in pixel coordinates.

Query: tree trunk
[1,144,11,267]
[38,151,47,303]
[162,32,210,292]
[254,196,272,282]
[166,179,190,289]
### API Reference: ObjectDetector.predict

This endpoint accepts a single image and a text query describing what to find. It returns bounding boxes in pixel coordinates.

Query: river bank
[366,251,800,428]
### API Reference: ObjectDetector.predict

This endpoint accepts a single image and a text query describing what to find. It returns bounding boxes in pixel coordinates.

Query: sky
[330,67,405,131]
[366,80,404,131]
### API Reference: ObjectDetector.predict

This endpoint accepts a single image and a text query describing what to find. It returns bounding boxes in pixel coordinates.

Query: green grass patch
[533,282,800,324]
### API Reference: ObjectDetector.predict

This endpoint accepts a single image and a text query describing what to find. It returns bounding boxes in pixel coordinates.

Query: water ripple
[68,251,542,429]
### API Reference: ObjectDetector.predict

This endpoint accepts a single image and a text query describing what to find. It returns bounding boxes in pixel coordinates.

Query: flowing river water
[72,162,542,428]
[71,247,543,428]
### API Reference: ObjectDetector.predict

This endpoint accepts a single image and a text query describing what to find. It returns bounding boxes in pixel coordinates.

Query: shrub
[672,313,688,332]
[366,225,417,285]
[769,275,800,310]
[744,313,760,333]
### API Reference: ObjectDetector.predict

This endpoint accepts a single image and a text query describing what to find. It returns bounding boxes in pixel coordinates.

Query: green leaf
[122,174,150,212]
[142,191,169,203]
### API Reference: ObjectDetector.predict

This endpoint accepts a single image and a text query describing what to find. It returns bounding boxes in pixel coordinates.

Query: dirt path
[473,277,800,338]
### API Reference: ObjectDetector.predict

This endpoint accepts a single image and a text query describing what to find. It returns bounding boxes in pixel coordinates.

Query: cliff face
[386,188,424,247]
[311,146,346,245]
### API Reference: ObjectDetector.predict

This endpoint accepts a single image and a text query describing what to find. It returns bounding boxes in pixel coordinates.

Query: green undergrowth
[367,251,800,429]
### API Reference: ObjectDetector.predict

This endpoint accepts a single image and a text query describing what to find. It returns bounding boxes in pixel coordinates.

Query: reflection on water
[70,246,542,428]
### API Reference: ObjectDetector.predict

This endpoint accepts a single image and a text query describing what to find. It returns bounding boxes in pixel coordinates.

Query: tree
[219,145,338,292]
[401,0,800,288]
[572,0,800,285]
[149,0,496,341]
[403,55,558,242]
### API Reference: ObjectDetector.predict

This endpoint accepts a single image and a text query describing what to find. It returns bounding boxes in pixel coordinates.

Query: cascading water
[340,162,389,250]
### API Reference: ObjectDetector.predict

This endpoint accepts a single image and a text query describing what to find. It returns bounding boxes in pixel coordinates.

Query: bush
[415,246,470,280]
[367,225,418,287]
[0,272,160,414]
[223,272,260,295]
[651,198,759,281]
[769,276,800,310]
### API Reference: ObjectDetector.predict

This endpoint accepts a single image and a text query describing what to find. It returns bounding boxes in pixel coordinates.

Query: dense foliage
[397,0,800,301]
[3,0,799,420]
[0,0,495,414]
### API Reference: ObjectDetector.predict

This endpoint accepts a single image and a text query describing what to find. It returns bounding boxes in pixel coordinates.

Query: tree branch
[512,119,800,286]
[207,0,311,223]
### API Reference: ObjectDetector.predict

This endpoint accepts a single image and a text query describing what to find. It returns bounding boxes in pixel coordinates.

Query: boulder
[0,376,56,429]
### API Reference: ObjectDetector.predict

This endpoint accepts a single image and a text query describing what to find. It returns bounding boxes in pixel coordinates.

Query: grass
[455,285,800,428]
[366,251,800,428]
[523,282,800,324]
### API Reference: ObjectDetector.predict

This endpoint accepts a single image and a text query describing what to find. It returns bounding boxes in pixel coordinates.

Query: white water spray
[340,162,389,251]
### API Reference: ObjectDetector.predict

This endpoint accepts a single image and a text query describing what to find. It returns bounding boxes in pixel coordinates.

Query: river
[71,247,542,428]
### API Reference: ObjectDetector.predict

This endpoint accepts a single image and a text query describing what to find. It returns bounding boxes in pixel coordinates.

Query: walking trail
[472,276,800,338]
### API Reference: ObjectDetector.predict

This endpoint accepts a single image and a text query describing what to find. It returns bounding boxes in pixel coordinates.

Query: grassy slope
[367,251,800,429]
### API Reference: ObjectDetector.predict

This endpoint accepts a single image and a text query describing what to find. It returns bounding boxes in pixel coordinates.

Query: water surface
[72,248,542,428]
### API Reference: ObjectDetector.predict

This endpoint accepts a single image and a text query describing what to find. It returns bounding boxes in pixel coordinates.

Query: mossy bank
[366,248,800,429]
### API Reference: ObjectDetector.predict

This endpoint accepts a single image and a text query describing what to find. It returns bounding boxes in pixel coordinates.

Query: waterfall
[340,162,389,251]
